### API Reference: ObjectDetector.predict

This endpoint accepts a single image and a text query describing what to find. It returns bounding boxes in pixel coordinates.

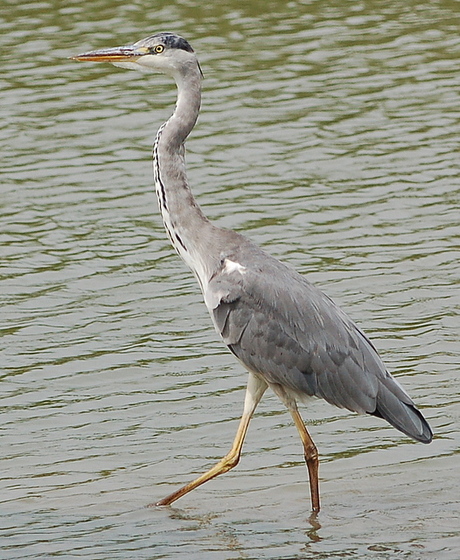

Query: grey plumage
[73,32,432,512]
[205,233,431,443]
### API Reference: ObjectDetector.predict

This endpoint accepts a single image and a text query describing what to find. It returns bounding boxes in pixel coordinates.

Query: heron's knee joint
[304,446,319,463]
[221,451,241,471]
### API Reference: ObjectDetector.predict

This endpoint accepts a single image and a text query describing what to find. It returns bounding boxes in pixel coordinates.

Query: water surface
[1,1,459,558]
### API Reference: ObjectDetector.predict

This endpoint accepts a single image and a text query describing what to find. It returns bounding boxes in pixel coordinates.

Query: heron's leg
[289,406,320,513]
[155,372,268,506]
[268,384,320,513]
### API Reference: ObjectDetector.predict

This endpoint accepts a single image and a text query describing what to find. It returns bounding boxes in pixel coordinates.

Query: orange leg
[155,372,267,506]
[289,406,320,513]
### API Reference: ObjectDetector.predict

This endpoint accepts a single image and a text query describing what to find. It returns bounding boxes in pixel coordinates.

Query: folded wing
[204,243,432,444]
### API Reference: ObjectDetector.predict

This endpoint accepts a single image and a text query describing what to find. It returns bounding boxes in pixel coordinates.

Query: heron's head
[72,32,201,80]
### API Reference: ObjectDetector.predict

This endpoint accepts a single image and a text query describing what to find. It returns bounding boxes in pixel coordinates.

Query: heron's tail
[369,377,433,444]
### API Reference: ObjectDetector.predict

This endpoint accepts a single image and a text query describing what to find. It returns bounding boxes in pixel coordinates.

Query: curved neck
[153,66,214,288]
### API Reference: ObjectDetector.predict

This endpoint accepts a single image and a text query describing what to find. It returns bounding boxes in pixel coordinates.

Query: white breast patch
[223,258,246,275]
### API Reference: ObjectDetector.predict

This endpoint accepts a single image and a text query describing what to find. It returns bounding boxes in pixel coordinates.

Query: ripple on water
[1,2,459,559]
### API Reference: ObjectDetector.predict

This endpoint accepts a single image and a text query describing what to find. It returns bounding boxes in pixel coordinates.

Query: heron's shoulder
[205,236,326,315]
[212,233,305,281]
[206,235,371,350]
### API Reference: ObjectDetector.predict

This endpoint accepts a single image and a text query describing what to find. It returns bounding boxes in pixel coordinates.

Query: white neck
[153,65,215,291]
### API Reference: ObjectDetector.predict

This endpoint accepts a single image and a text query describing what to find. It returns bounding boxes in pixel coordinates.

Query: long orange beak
[71,45,149,62]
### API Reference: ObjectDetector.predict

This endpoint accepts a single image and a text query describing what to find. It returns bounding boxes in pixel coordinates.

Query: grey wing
[204,250,432,443]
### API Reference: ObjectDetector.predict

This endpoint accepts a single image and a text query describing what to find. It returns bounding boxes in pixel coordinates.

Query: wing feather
[205,248,377,411]
[201,241,431,443]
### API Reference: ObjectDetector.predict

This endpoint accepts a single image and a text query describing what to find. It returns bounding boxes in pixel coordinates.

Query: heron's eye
[153,44,165,54]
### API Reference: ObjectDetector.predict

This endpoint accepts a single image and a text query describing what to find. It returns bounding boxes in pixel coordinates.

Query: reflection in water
[1,1,459,559]
[306,512,322,543]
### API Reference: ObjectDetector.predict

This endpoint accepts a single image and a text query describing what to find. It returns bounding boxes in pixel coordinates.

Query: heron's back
[205,237,432,444]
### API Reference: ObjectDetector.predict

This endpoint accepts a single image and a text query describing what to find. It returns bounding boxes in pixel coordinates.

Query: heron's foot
[306,511,322,541]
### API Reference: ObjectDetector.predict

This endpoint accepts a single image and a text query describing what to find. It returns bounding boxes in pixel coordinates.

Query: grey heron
[72,32,432,513]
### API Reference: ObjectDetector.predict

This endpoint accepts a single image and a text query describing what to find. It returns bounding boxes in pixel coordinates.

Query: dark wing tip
[370,401,433,444]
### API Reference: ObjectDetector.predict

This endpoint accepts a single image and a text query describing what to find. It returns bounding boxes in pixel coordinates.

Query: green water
[1,1,459,558]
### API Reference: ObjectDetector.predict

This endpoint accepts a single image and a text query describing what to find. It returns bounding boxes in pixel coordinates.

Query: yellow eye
[153,44,164,54]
